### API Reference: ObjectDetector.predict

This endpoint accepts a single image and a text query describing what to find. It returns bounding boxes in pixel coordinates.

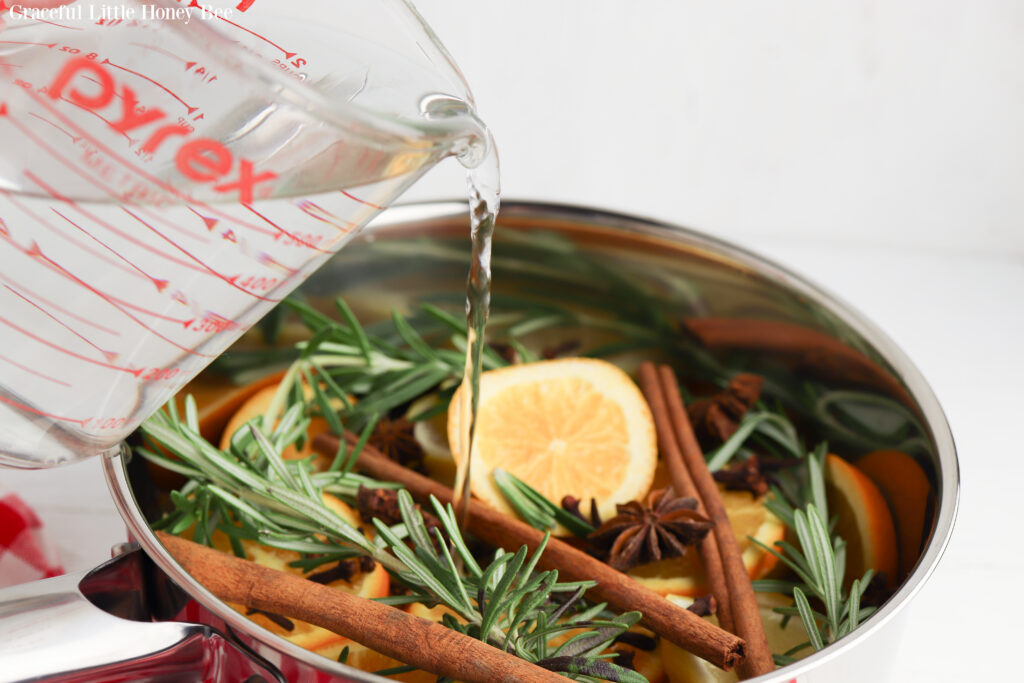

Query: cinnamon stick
[637,362,735,635]
[312,433,745,671]
[156,531,565,683]
[683,317,919,419]
[655,365,774,678]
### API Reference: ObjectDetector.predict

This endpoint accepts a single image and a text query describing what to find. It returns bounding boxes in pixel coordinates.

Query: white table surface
[1,233,1019,682]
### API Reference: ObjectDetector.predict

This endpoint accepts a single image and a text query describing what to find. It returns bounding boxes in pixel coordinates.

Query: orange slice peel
[447,358,658,524]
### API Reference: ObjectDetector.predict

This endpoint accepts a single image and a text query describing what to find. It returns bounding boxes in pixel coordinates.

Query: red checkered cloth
[0,488,63,588]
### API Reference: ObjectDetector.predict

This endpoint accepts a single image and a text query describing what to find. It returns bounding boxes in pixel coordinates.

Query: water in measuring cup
[0,9,495,468]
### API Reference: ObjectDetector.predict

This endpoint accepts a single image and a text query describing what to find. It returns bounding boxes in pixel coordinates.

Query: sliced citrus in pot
[335,643,441,682]
[825,453,899,589]
[178,370,287,443]
[218,383,336,461]
[447,358,657,523]
[854,449,933,580]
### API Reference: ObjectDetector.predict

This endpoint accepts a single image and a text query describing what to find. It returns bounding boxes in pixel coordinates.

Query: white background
[408,0,1024,258]
[3,2,1022,682]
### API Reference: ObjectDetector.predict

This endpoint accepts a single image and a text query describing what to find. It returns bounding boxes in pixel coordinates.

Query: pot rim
[104,199,960,683]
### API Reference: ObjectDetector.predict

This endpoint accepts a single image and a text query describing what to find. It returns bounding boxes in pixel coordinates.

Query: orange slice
[447,358,657,523]
[825,453,899,589]
[335,643,440,682]
[628,487,784,596]
[608,626,668,683]
[854,449,934,580]
[322,603,471,680]
[180,370,287,443]
[219,383,333,461]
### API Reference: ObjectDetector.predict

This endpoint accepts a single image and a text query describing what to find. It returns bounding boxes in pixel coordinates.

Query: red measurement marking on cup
[138,367,180,381]
[119,199,212,245]
[51,210,169,291]
[0,394,90,427]
[228,273,279,292]
[0,40,58,48]
[104,293,191,326]
[24,85,282,238]
[20,241,214,358]
[27,112,80,142]
[56,94,132,142]
[205,3,296,59]
[130,43,187,65]
[0,313,144,376]
[2,189,149,285]
[101,58,199,115]
[0,219,223,340]
[339,190,384,211]
[271,231,324,249]
[3,283,119,362]
[0,270,119,336]
[129,44,219,84]
[25,15,82,31]
[189,313,239,333]
[0,63,23,69]
[17,116,208,249]
[93,417,129,430]
[8,114,215,264]
[121,207,283,302]
[23,167,208,276]
[258,251,299,276]
[296,199,357,234]
[0,349,71,387]
[80,74,124,101]
[188,206,219,231]
[235,0,257,11]
[243,204,331,254]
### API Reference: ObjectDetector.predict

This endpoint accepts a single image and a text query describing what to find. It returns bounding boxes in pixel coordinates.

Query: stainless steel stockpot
[0,201,959,683]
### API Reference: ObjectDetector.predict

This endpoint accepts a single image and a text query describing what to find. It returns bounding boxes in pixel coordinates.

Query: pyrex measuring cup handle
[0,547,284,683]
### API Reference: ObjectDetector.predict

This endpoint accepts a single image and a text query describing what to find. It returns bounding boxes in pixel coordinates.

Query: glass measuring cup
[0,0,491,468]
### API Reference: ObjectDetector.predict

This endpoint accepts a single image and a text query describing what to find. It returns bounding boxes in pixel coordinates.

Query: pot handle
[0,546,284,683]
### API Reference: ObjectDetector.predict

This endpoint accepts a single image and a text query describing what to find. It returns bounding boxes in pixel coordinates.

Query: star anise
[587,488,713,571]
[356,486,441,534]
[489,342,521,365]
[688,373,764,446]
[713,454,770,497]
[367,416,425,471]
[561,494,602,527]
[541,339,581,360]
[306,556,377,585]
[686,594,717,617]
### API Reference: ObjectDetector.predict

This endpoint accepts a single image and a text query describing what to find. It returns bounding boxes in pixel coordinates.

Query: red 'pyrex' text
[48,56,276,204]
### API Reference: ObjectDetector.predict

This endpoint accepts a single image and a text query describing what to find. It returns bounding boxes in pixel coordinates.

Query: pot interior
[115,200,957,682]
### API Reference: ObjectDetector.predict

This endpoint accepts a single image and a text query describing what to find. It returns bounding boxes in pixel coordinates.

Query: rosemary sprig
[704,407,805,472]
[751,445,877,663]
[259,298,509,431]
[493,469,596,538]
[140,399,644,681]
[140,400,396,564]
[805,386,932,457]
